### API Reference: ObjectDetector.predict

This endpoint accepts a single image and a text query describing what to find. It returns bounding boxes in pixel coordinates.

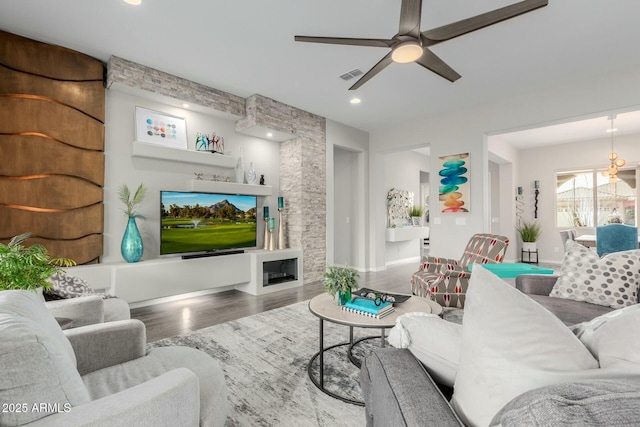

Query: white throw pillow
[388,312,462,387]
[571,304,640,371]
[550,240,640,309]
[451,265,599,427]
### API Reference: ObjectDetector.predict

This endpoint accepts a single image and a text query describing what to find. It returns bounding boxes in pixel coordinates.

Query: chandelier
[602,114,625,184]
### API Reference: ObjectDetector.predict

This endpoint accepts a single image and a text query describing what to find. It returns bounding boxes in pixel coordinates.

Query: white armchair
[0,290,227,427]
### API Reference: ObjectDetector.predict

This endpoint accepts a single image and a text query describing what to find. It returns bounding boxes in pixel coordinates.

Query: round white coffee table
[307,292,442,405]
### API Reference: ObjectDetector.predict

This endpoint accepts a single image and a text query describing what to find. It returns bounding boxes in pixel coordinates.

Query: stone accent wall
[106,57,326,284]
[240,95,326,284]
[107,56,246,117]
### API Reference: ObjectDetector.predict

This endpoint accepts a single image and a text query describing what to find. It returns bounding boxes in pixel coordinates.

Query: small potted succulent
[0,232,75,292]
[408,205,425,226]
[322,265,359,306]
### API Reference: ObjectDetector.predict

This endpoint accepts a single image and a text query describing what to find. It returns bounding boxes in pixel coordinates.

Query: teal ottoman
[468,263,554,278]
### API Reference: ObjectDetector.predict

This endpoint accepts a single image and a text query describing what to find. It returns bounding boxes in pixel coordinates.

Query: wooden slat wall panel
[0,66,105,121]
[0,31,105,264]
[0,30,104,82]
[0,97,104,150]
[0,176,102,210]
[0,235,103,265]
[0,135,104,186]
[0,204,104,241]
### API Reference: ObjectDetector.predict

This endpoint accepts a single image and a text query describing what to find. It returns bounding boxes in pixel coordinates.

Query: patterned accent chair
[410,233,510,308]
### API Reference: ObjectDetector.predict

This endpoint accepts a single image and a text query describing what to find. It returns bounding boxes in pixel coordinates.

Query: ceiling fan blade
[398,0,423,38]
[422,0,548,42]
[349,53,394,90]
[415,48,461,82]
[294,35,394,48]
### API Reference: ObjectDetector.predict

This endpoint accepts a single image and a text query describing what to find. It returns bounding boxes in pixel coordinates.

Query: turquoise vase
[121,217,143,263]
[338,289,352,306]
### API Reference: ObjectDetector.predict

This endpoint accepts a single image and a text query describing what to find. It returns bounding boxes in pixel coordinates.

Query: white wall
[326,120,369,271]
[369,66,640,270]
[103,89,281,263]
[513,133,640,263]
[384,150,429,265]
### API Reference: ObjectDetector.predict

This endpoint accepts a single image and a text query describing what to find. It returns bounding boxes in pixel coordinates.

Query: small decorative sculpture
[247,162,257,185]
[534,180,540,219]
[259,175,265,185]
[235,149,244,184]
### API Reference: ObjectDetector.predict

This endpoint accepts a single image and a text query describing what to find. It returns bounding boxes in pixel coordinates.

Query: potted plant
[0,232,75,292]
[516,220,542,252]
[322,265,359,306]
[408,205,425,226]
[118,183,147,263]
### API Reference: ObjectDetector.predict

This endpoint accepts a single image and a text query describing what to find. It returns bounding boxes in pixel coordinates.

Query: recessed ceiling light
[267,132,273,137]
[350,98,361,104]
[182,103,189,108]
[606,128,618,133]
[123,0,141,4]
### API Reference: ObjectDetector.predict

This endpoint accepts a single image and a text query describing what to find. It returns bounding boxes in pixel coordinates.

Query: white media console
[68,248,303,306]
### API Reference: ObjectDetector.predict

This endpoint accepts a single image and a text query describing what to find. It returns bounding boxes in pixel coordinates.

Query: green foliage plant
[516,220,542,242]
[408,205,425,217]
[118,183,148,219]
[322,265,359,298]
[0,232,75,291]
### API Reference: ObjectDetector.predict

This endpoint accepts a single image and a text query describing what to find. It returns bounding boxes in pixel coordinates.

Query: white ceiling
[491,110,640,149]
[2,0,640,137]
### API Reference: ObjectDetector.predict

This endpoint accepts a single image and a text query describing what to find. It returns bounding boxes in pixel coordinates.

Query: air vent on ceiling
[339,69,363,81]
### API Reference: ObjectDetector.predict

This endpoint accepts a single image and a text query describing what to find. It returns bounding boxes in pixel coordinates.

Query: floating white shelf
[132,140,237,168]
[188,179,273,196]
[386,226,430,242]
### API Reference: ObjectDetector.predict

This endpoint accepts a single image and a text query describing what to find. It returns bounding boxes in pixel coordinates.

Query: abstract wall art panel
[439,153,470,213]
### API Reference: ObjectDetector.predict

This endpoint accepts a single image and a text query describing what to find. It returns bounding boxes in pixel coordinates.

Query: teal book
[344,298,393,316]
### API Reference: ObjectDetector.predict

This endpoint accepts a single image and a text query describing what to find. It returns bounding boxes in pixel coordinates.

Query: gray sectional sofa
[360,274,640,426]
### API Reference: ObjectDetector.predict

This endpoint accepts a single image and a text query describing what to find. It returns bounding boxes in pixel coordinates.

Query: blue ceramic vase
[121,217,143,263]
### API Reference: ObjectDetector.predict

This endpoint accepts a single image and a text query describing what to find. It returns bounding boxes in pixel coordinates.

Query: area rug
[148,301,374,427]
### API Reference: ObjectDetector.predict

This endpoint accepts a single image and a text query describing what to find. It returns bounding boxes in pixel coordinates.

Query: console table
[68,248,303,305]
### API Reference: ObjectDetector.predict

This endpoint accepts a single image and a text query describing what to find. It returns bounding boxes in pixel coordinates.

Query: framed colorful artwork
[135,107,188,149]
[439,153,470,213]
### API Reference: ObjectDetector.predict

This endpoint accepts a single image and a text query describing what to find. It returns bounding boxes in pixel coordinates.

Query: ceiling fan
[295,0,548,90]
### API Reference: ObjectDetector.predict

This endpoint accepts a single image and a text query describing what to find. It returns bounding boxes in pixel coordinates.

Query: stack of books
[342,297,395,319]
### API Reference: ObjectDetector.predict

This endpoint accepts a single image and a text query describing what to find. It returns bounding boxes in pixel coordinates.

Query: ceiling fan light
[609,176,618,184]
[616,159,626,167]
[391,41,423,63]
[608,152,618,161]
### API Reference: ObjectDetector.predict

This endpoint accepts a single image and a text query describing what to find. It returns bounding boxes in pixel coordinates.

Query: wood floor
[131,262,417,342]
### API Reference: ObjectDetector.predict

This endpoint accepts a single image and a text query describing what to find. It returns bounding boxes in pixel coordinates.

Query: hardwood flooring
[131,262,417,342]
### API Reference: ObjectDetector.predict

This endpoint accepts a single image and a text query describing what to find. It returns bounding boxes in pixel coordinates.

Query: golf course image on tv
[160,191,257,255]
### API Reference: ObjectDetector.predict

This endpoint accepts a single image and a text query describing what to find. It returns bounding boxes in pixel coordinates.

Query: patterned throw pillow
[45,273,95,300]
[550,240,640,309]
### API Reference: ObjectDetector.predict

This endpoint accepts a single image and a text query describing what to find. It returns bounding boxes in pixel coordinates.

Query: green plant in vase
[322,265,359,306]
[0,232,75,292]
[118,183,147,263]
[408,205,425,226]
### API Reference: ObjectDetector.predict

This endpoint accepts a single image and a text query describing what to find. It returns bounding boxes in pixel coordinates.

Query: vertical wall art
[386,188,414,228]
[439,153,470,213]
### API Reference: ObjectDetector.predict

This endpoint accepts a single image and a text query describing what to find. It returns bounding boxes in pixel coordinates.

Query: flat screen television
[160,190,257,255]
